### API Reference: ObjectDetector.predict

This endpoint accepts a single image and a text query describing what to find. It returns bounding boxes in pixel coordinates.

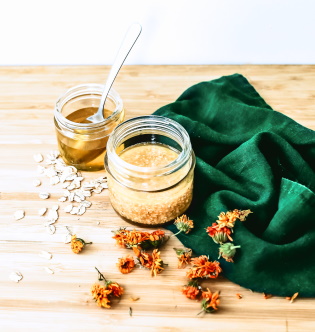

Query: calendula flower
[218,243,241,262]
[70,235,92,254]
[182,280,202,300]
[206,223,233,244]
[91,283,112,308]
[150,249,164,277]
[91,268,124,309]
[117,255,136,274]
[199,289,220,314]
[216,209,252,229]
[107,282,124,297]
[186,256,222,279]
[132,247,165,277]
[174,248,192,268]
[112,228,168,250]
[173,215,194,236]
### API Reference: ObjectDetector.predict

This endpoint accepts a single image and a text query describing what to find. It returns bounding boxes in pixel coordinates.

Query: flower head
[174,215,194,234]
[117,255,136,274]
[200,289,220,313]
[174,248,192,268]
[218,243,241,262]
[216,209,252,229]
[106,282,124,298]
[71,235,92,254]
[206,223,233,244]
[112,228,167,250]
[182,280,202,300]
[91,283,112,308]
[186,256,222,279]
[132,247,164,277]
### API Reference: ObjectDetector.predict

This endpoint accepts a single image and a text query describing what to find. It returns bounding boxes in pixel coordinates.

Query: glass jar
[54,84,124,171]
[105,115,195,225]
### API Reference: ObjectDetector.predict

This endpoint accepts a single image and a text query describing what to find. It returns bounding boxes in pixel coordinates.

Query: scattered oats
[64,204,73,213]
[45,168,57,178]
[101,182,108,189]
[47,224,56,234]
[77,205,86,215]
[96,221,100,225]
[65,174,77,181]
[14,210,25,220]
[39,192,50,200]
[73,195,82,203]
[38,208,47,216]
[33,179,41,187]
[33,153,43,163]
[82,190,91,197]
[44,267,54,274]
[45,209,58,224]
[70,206,79,215]
[62,182,70,189]
[68,192,75,202]
[81,200,92,208]
[66,183,75,191]
[9,272,23,283]
[58,196,67,202]
[47,150,59,160]
[93,188,102,194]
[37,165,45,174]
[39,251,52,260]
[64,233,72,244]
[50,176,60,185]
[63,190,71,197]
[52,205,59,211]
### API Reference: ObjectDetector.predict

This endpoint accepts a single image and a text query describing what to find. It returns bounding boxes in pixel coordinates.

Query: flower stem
[171,230,182,237]
[95,267,107,282]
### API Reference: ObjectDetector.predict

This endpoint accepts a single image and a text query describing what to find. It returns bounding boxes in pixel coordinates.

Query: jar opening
[54,84,123,130]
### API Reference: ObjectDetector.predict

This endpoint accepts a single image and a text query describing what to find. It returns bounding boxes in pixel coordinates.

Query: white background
[0,0,314,65]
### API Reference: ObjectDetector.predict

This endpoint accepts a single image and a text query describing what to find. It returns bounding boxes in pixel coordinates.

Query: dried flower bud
[174,215,194,234]
[218,243,241,262]
[70,235,92,254]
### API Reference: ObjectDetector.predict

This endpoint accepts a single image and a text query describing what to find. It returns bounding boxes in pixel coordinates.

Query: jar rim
[106,115,193,176]
[54,83,123,130]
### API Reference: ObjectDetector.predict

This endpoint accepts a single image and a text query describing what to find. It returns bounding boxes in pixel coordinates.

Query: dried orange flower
[91,268,124,309]
[174,248,192,268]
[151,249,164,277]
[173,214,194,235]
[206,223,233,244]
[217,209,252,229]
[286,292,298,303]
[117,255,136,274]
[182,280,202,300]
[91,283,112,308]
[71,235,92,254]
[112,228,168,250]
[107,282,124,298]
[263,293,273,299]
[186,256,222,279]
[200,289,220,313]
[132,247,165,277]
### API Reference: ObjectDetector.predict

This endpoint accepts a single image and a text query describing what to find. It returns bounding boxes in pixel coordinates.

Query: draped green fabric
[154,74,315,297]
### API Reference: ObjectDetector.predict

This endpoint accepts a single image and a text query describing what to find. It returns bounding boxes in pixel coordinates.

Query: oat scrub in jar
[54,84,124,171]
[105,115,195,225]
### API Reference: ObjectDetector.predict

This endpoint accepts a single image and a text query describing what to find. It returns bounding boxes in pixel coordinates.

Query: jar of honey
[54,84,124,171]
[105,115,195,225]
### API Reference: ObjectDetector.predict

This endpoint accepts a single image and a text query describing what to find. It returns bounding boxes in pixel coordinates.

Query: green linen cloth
[154,74,315,297]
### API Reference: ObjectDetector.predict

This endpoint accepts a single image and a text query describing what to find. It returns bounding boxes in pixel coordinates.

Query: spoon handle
[98,23,142,114]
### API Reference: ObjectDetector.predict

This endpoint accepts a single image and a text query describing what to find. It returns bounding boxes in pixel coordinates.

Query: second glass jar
[105,115,195,225]
[54,84,125,171]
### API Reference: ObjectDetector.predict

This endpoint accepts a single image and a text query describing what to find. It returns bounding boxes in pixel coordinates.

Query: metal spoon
[87,23,142,123]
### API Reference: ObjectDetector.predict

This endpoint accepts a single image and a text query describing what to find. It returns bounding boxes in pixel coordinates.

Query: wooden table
[1,65,314,332]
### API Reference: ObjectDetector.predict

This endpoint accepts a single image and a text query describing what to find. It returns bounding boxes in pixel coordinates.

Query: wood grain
[0,65,314,332]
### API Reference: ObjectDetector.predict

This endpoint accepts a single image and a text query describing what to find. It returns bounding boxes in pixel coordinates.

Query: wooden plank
[0,65,314,331]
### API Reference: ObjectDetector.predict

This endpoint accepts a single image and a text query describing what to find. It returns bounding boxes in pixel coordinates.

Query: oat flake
[9,272,23,283]
[14,210,25,220]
